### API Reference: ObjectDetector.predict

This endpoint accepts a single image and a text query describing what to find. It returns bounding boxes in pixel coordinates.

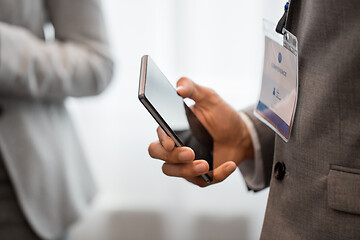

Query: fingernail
[176,86,183,91]
[195,163,207,174]
[178,151,192,162]
[225,165,235,174]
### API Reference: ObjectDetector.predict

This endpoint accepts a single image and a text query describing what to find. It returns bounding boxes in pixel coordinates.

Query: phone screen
[141,57,213,171]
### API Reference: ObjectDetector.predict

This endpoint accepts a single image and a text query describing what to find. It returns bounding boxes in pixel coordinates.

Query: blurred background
[68,0,285,239]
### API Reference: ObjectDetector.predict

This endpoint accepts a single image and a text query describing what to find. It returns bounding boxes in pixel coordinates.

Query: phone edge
[138,55,213,183]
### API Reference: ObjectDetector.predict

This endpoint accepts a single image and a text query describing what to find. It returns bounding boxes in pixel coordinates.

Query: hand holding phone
[140,55,253,187]
[139,55,214,183]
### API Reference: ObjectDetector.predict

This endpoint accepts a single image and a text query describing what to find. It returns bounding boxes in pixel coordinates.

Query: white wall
[68,1,285,239]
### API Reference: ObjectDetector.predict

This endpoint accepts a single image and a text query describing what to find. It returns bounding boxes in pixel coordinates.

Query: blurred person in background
[0,0,113,239]
[148,1,360,239]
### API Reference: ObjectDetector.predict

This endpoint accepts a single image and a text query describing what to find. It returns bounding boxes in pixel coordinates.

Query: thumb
[176,77,213,104]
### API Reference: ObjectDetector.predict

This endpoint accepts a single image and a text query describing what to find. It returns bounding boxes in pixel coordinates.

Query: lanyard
[276,1,290,35]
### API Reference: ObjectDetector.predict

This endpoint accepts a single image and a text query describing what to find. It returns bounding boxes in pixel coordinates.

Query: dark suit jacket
[243,0,360,239]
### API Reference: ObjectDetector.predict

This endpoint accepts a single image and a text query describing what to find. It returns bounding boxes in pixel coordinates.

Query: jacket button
[274,162,286,180]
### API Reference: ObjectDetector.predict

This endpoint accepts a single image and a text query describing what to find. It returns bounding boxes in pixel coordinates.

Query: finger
[148,142,195,163]
[184,161,237,187]
[156,127,175,151]
[176,77,215,104]
[212,161,237,183]
[162,160,209,178]
[184,177,209,188]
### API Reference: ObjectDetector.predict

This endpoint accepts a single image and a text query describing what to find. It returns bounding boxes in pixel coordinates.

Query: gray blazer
[0,0,113,239]
[241,0,360,239]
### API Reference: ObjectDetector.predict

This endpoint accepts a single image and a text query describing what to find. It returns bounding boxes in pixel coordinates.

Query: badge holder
[254,19,298,142]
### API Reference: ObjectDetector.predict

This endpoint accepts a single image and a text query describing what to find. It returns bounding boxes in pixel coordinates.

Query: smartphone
[138,55,213,183]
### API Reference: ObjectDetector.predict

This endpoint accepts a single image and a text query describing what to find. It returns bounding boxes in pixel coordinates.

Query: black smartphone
[138,55,213,183]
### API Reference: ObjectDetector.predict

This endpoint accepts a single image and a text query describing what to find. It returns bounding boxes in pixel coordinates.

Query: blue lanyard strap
[276,1,290,34]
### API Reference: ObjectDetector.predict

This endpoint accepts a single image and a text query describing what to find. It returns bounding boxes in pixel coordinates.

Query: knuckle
[180,167,190,177]
[182,163,199,178]
[207,88,216,95]
[206,88,220,101]
[163,139,174,151]
[171,147,182,159]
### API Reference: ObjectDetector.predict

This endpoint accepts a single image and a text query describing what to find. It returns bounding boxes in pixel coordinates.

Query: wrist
[229,113,254,165]
[239,117,254,160]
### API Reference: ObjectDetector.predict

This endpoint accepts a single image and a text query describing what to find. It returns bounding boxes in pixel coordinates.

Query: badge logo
[278,52,282,64]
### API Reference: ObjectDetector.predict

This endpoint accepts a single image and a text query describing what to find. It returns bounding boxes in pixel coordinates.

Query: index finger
[157,126,175,152]
[185,161,237,187]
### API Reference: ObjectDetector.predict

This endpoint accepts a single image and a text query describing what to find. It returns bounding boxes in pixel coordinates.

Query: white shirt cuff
[238,112,267,190]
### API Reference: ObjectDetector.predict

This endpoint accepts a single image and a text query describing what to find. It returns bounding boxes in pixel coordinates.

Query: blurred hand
[148,77,254,187]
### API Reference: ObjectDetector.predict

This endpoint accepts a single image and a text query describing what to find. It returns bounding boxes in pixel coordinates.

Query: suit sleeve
[0,0,114,100]
[238,107,275,191]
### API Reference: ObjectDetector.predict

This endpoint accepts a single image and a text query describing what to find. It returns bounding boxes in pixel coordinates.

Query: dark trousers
[0,153,41,240]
